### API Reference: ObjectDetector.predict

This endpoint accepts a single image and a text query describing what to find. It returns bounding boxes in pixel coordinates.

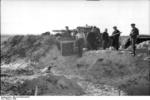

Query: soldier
[76,29,85,57]
[111,26,121,50]
[130,23,139,56]
[65,26,71,37]
[87,27,98,50]
[94,26,101,48]
[102,28,109,49]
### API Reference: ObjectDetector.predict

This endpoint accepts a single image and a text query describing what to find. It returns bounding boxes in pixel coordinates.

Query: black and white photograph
[1,0,150,97]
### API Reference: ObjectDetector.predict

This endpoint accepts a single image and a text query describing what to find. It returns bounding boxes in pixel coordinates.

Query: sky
[1,0,150,35]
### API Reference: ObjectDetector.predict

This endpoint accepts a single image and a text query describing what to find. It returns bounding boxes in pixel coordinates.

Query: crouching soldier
[76,29,85,57]
[130,23,139,56]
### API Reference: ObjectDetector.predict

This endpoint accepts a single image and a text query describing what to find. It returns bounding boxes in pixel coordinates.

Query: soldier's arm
[130,29,134,37]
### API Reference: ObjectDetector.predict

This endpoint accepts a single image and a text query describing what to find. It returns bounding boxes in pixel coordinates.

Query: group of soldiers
[101,24,139,56]
[101,26,121,51]
[65,23,139,57]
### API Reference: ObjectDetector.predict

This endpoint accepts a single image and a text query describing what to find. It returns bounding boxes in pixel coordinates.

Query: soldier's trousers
[131,38,137,55]
[102,40,108,49]
[112,39,119,50]
[77,38,84,57]
[87,41,97,50]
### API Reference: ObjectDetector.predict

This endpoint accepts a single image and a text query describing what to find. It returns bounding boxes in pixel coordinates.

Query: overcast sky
[1,0,150,35]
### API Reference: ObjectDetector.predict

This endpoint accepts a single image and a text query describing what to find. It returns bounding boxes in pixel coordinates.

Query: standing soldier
[94,26,102,48]
[65,26,71,37]
[102,28,109,49]
[130,23,139,56]
[76,29,85,57]
[87,27,98,50]
[111,26,121,50]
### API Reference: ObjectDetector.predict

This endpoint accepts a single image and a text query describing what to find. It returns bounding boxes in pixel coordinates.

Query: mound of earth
[1,73,84,96]
[1,35,149,96]
[36,47,150,95]
[75,50,150,95]
[1,35,60,64]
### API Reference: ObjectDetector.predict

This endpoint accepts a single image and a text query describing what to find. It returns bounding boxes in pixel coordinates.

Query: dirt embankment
[1,35,84,96]
[1,35,60,64]
[1,73,84,95]
[41,48,150,95]
[1,35,150,96]
[1,46,84,95]
[76,50,150,95]
[50,49,149,95]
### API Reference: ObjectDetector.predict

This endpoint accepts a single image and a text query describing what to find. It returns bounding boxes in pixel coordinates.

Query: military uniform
[130,27,139,56]
[111,29,121,50]
[87,31,98,50]
[76,32,85,57]
[102,32,109,49]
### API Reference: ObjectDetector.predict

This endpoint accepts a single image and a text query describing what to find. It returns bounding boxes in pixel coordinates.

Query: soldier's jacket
[87,32,97,42]
[102,32,109,41]
[112,30,120,40]
[130,28,139,39]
